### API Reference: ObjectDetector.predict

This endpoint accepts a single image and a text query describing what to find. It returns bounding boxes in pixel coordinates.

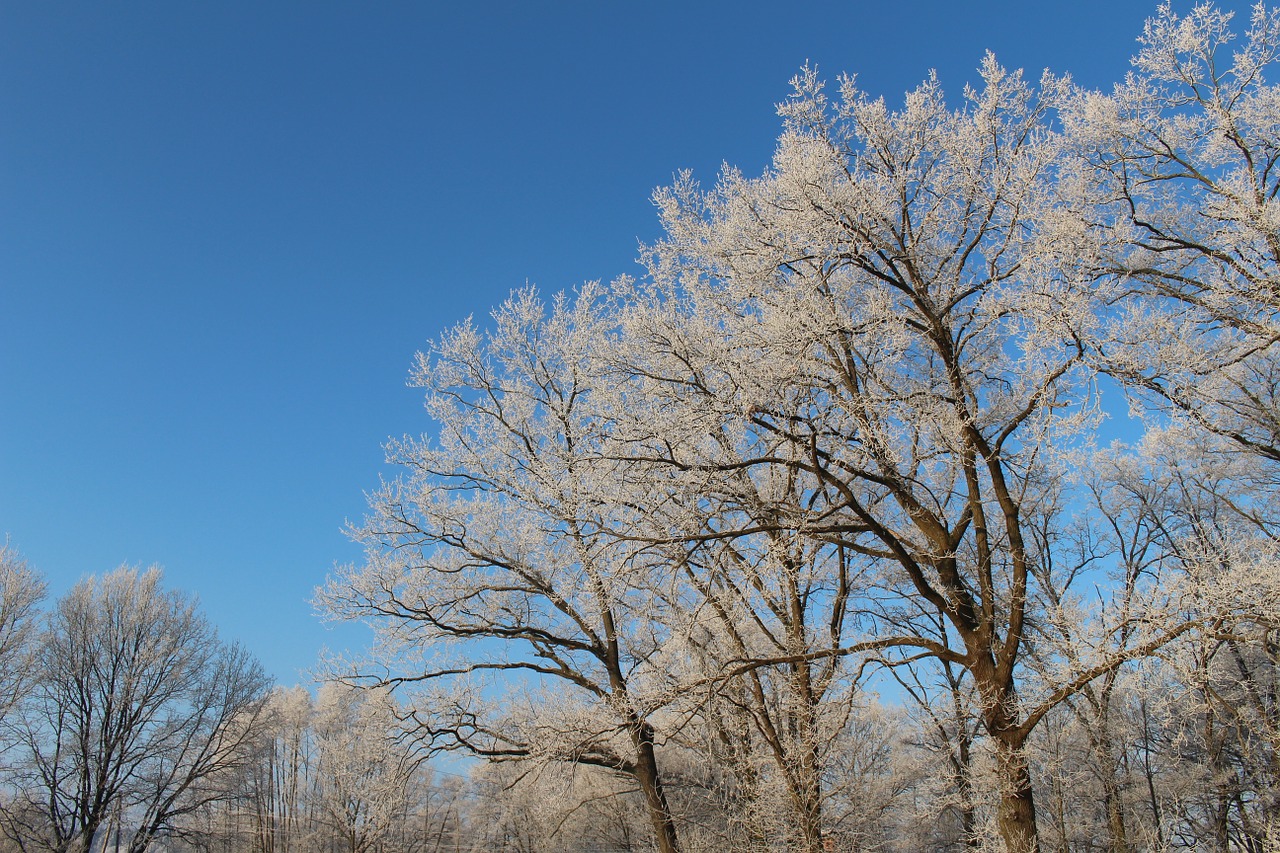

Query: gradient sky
[1,1,1248,686]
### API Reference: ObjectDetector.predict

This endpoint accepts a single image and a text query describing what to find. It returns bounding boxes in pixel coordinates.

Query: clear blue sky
[1,1,1245,685]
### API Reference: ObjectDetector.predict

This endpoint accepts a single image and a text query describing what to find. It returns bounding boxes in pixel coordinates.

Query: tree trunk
[631,725,681,853]
[1102,770,1130,853]
[1086,709,1130,853]
[943,706,980,848]
[994,737,1040,853]
[786,768,825,853]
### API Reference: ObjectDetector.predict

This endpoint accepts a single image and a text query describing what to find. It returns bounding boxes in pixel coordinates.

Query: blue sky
[0,1,1246,685]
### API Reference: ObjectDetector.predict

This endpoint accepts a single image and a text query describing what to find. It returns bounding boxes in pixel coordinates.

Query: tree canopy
[319,5,1280,852]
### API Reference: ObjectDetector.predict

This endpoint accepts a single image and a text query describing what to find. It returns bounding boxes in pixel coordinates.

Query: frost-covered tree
[609,55,1187,852]
[1056,4,1280,847]
[319,287,685,853]
[1,566,270,853]
[320,5,1280,851]
[238,684,316,853]
[0,545,44,731]
[1111,427,1280,850]
[617,461,873,851]
[1062,1,1280,466]
[310,683,423,853]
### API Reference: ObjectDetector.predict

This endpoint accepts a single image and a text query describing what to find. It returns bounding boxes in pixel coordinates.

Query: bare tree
[0,545,44,729]
[310,683,424,853]
[1,565,270,853]
[233,684,317,853]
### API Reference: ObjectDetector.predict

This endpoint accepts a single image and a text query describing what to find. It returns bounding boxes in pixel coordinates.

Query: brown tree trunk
[1102,768,1130,853]
[632,723,681,853]
[787,754,825,853]
[994,737,1040,853]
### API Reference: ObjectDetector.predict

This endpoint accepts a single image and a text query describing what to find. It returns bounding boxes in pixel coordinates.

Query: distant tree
[310,683,423,853]
[236,684,316,853]
[0,545,44,730]
[1,566,271,853]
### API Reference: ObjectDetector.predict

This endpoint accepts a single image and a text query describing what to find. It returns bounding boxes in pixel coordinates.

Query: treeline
[0,558,1271,853]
